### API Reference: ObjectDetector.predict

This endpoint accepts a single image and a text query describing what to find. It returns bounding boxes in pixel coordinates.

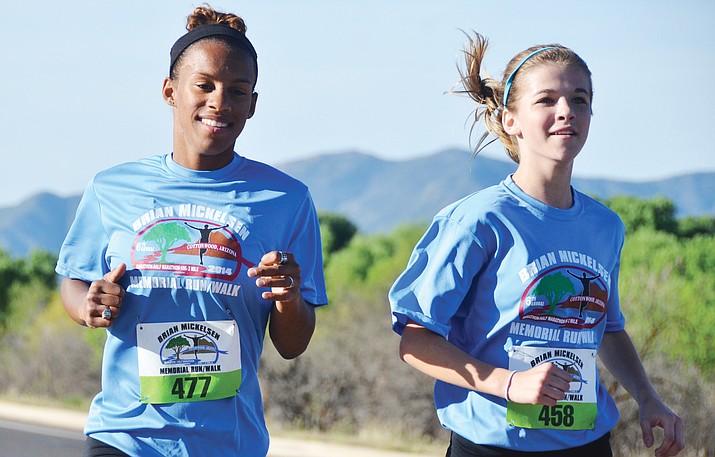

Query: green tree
[143,222,191,263]
[364,224,426,292]
[318,212,358,263]
[532,273,575,315]
[603,195,678,234]
[326,236,375,285]
[0,250,20,326]
[0,249,58,327]
[166,336,190,361]
[620,227,715,374]
[677,215,715,239]
[20,249,59,288]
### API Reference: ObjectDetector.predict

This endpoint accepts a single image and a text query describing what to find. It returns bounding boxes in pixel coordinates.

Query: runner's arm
[269,296,316,359]
[400,323,571,405]
[599,330,684,456]
[60,278,92,326]
[249,251,316,359]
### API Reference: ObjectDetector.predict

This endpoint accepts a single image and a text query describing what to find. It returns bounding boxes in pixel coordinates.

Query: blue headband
[169,24,258,81]
[502,47,556,108]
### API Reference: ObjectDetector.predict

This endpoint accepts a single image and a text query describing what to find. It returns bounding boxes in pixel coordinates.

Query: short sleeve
[604,223,627,332]
[55,178,110,282]
[287,191,328,307]
[389,216,488,338]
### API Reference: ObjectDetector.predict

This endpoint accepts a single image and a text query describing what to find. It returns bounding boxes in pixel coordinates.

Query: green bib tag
[507,402,597,430]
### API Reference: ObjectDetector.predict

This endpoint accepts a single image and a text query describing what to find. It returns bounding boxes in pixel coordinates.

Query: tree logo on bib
[156,323,226,367]
[131,218,253,280]
[520,266,607,329]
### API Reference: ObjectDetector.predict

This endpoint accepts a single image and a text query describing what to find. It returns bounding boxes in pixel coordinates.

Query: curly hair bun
[186,4,247,34]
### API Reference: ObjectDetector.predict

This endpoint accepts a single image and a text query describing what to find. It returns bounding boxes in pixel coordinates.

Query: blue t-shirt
[56,153,327,457]
[389,175,626,452]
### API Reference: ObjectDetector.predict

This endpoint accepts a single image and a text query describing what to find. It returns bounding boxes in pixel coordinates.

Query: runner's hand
[507,363,573,406]
[248,251,301,302]
[639,396,684,456]
[84,263,126,328]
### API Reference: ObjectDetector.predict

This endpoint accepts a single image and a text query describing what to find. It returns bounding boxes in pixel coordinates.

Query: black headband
[169,24,258,81]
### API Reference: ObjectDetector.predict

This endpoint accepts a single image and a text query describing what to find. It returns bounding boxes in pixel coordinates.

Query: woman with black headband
[56,5,327,456]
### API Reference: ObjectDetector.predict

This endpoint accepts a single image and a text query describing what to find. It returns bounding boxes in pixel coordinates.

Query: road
[0,419,84,457]
[0,401,439,457]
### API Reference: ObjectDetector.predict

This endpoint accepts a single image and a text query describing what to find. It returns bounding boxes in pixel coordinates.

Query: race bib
[506,346,597,430]
[136,320,241,404]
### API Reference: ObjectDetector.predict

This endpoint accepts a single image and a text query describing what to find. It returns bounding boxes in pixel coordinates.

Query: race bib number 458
[136,320,241,404]
[506,346,597,430]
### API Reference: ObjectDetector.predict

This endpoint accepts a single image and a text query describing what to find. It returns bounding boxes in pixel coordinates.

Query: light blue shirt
[57,153,327,456]
[390,175,625,451]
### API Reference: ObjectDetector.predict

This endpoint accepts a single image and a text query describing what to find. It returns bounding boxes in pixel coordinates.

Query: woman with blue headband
[389,33,683,456]
[56,5,327,456]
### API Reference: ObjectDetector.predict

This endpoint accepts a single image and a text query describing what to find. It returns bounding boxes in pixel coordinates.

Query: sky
[1,0,713,207]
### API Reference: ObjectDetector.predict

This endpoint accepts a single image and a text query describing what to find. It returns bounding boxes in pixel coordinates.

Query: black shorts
[446,431,612,457]
[83,437,130,457]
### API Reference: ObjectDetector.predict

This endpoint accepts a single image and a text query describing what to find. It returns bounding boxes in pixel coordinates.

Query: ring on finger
[285,275,295,289]
[102,305,112,320]
[278,251,289,265]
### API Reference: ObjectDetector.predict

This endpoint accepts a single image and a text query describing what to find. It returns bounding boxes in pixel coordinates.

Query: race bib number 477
[136,320,241,404]
[506,346,597,430]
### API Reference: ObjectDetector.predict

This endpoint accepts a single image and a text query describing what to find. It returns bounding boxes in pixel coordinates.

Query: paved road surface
[0,419,84,457]
[0,401,438,457]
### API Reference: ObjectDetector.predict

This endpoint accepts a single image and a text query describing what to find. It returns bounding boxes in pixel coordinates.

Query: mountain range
[2,149,714,258]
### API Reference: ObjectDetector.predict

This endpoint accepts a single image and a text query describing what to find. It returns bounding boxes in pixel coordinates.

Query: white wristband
[505,370,517,402]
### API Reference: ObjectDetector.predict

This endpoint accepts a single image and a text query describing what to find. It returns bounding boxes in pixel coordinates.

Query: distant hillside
[282,149,715,232]
[1,149,713,257]
[280,149,517,232]
[0,192,81,258]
